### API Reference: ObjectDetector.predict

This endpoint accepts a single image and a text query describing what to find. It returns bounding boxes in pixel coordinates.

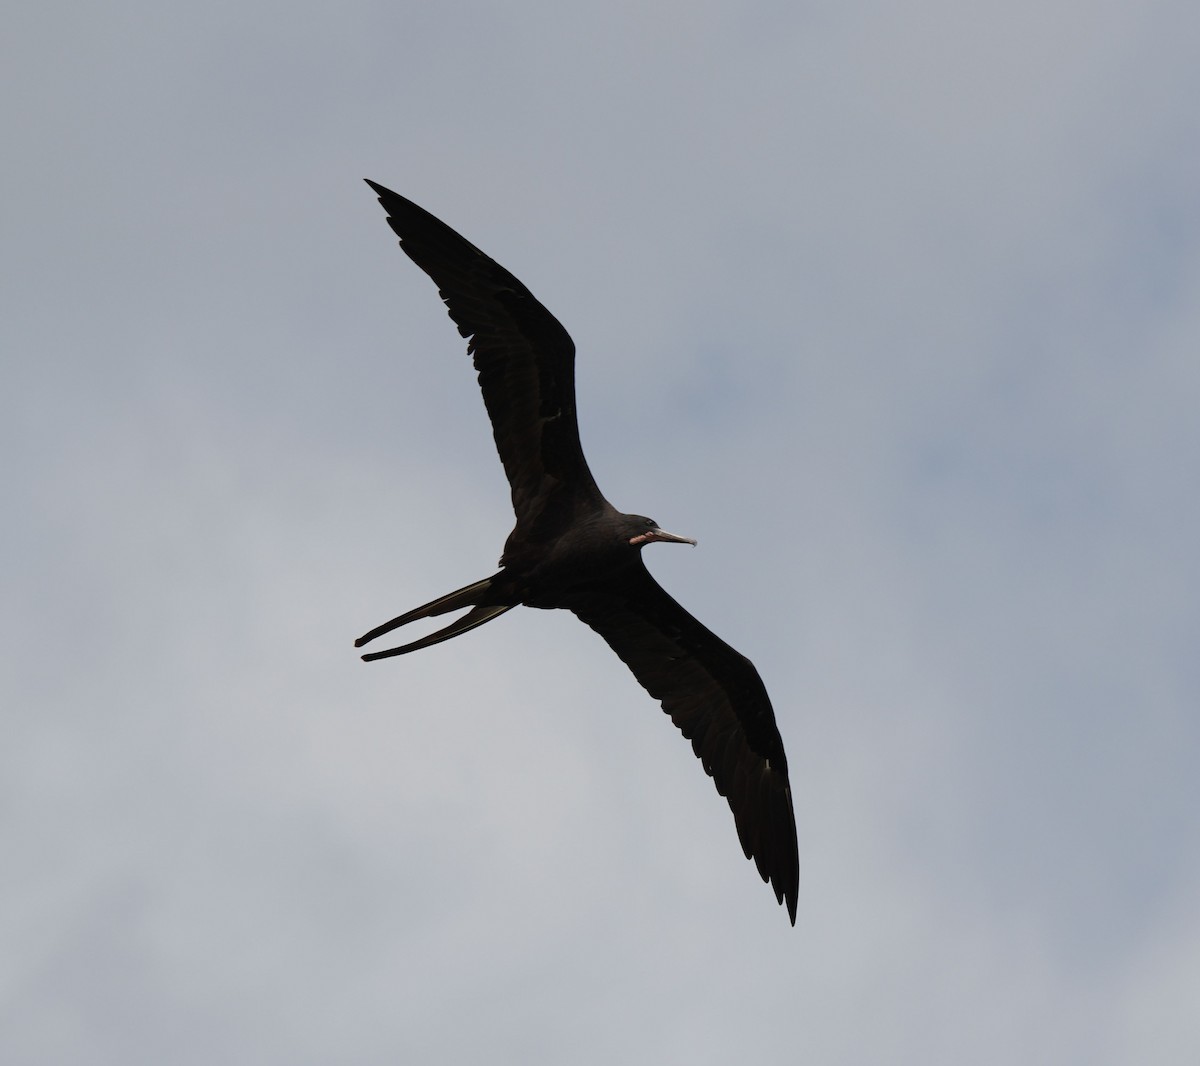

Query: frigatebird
[355,180,798,923]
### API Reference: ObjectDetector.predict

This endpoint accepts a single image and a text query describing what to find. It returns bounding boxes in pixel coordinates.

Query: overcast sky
[4,2,1199,1063]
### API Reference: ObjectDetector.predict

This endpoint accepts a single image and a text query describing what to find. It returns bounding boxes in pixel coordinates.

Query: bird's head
[624,514,697,549]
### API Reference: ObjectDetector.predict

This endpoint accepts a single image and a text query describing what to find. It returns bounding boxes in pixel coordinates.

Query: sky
[4,1,1199,1062]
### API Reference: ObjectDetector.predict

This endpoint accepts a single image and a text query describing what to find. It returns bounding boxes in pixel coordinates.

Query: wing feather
[366,181,604,533]
[564,561,798,923]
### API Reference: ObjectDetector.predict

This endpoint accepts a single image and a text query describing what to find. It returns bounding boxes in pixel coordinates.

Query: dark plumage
[355,180,798,923]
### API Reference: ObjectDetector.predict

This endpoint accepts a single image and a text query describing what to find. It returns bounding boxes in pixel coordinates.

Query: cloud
[4,1,1199,1062]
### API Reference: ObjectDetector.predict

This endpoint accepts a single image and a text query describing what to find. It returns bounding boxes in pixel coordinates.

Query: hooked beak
[629,527,698,547]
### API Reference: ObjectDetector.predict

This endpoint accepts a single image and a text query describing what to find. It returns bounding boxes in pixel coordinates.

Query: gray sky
[5,2,1199,1063]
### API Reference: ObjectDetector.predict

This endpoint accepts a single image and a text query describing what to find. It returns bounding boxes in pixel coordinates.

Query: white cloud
[4,1,1199,1062]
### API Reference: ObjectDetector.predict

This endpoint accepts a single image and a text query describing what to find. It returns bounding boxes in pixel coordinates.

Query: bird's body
[356,181,799,923]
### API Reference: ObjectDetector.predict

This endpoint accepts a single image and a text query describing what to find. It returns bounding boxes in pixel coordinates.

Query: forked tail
[355,575,515,661]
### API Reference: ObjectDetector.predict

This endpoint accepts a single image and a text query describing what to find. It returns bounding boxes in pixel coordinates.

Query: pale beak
[629,527,697,547]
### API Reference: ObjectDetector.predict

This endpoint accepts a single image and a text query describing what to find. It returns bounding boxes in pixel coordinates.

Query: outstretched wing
[366,180,604,535]
[564,560,798,923]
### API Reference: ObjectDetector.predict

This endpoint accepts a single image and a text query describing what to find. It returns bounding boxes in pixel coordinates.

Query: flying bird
[355,180,798,923]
